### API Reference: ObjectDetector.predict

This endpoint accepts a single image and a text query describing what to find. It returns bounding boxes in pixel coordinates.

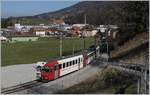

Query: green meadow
[1,37,94,66]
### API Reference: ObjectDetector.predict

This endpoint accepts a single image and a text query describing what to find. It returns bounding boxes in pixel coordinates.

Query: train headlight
[36,73,41,77]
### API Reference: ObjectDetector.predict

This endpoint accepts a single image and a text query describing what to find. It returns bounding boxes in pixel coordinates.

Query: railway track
[1,59,148,94]
[1,80,43,94]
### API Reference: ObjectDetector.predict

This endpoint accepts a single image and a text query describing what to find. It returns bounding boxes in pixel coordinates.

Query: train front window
[36,66,41,71]
[42,67,52,72]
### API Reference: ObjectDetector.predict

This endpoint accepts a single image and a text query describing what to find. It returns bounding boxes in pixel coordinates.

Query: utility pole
[84,14,87,25]
[82,33,85,52]
[106,41,109,62]
[72,38,75,55]
[60,32,63,57]
[106,27,110,62]
[82,13,87,52]
[94,35,96,46]
[94,35,97,58]
[84,36,85,50]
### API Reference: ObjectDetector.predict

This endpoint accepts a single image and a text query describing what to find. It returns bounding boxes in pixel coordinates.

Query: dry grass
[118,47,149,64]
[57,66,136,94]
[110,32,149,59]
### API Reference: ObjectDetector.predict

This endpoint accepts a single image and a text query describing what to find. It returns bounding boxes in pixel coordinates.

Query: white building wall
[35,32,46,36]
[91,30,98,36]
[0,36,8,41]
[14,24,23,31]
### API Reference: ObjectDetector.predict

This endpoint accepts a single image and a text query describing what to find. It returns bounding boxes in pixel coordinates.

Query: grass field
[1,37,94,66]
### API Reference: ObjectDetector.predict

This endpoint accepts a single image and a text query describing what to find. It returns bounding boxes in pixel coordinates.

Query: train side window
[73,60,75,65]
[81,58,82,62]
[67,62,69,67]
[63,63,65,68]
[59,64,62,69]
[76,59,78,64]
[69,61,71,66]
[78,58,80,63]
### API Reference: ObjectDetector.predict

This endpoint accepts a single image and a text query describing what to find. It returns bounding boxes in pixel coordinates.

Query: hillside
[57,66,137,94]
[110,32,149,64]
[2,1,149,34]
[35,1,112,20]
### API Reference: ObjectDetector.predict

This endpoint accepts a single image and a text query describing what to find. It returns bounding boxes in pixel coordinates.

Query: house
[91,30,98,36]
[67,26,81,37]
[59,25,72,31]
[4,31,38,42]
[97,25,119,39]
[53,19,65,25]
[30,27,47,37]
[30,27,60,37]
[80,28,98,37]
[14,23,50,32]
[97,25,120,49]
[14,23,22,31]
[0,36,8,42]
[72,24,88,29]
[82,31,92,37]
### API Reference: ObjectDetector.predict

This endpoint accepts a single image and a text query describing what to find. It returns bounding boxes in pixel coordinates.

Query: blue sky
[1,1,79,18]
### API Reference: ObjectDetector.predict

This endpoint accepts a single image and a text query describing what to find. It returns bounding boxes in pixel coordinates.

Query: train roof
[44,49,94,62]
[41,45,100,64]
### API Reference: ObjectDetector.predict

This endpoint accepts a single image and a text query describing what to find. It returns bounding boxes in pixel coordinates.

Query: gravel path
[1,63,36,88]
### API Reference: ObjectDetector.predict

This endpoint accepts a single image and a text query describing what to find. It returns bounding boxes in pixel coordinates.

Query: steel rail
[1,80,43,94]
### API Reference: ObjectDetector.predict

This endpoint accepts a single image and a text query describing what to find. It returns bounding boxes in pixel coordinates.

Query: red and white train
[35,46,100,82]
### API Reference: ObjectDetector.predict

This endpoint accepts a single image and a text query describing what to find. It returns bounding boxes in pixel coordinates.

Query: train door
[78,58,80,70]
[83,53,88,67]
[54,64,59,79]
